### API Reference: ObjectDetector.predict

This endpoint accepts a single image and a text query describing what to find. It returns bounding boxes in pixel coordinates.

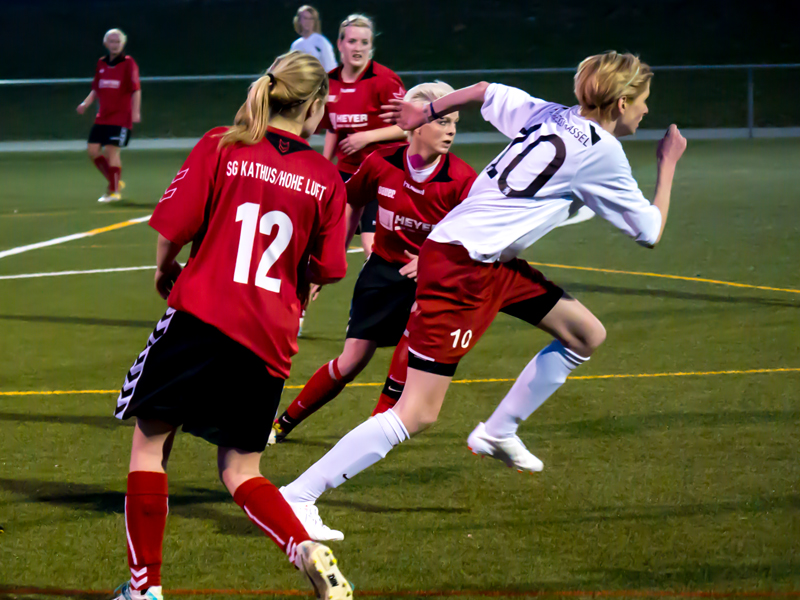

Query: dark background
[1,0,798,138]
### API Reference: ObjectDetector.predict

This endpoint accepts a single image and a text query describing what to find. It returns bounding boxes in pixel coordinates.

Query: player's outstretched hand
[380,99,427,131]
[155,260,182,300]
[657,124,687,165]
[398,250,419,280]
[339,132,371,156]
[76,103,87,115]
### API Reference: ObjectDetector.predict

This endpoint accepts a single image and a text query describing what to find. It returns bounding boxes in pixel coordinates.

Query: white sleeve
[572,141,662,247]
[319,36,338,72]
[480,83,550,139]
[290,38,302,52]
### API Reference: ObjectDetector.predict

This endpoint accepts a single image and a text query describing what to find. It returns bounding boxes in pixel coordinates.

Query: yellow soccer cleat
[296,541,353,599]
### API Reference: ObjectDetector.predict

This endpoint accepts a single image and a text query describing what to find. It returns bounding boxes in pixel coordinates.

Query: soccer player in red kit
[280,52,687,540]
[321,13,408,256]
[76,29,140,203]
[109,52,353,600]
[269,82,476,539]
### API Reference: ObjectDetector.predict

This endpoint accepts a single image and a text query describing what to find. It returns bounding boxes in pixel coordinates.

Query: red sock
[108,166,121,193]
[284,359,349,423]
[125,471,168,591]
[372,335,409,416]
[92,155,111,182]
[234,477,310,565]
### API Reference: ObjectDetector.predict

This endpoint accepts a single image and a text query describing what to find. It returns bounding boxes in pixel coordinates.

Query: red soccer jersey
[91,54,141,129]
[320,61,406,174]
[346,144,477,265]
[149,127,348,379]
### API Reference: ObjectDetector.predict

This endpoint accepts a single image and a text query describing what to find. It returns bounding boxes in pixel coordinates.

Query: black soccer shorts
[114,308,284,453]
[88,124,131,147]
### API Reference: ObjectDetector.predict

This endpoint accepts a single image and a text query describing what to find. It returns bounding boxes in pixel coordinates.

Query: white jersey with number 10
[429,83,662,263]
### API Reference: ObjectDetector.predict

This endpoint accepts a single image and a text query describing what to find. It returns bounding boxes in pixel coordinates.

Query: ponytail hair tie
[267,73,276,86]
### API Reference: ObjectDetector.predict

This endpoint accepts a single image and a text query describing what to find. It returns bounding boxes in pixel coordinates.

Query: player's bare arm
[345,203,365,247]
[339,125,406,155]
[381,81,490,130]
[132,89,142,123]
[76,90,96,114]
[154,234,183,299]
[322,130,338,161]
[650,124,687,244]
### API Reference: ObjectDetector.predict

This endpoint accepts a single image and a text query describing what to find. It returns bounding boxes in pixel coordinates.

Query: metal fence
[2,64,799,140]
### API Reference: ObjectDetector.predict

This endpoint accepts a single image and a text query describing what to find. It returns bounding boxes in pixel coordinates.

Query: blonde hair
[574,51,653,120]
[293,5,321,35]
[103,28,127,47]
[218,51,329,148]
[338,13,375,43]
[404,81,455,140]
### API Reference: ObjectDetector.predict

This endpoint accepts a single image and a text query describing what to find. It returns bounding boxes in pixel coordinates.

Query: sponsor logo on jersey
[340,88,357,94]
[330,113,368,129]
[394,215,432,232]
[327,95,338,103]
[403,181,425,195]
[378,206,394,230]
[98,79,121,89]
[378,186,396,198]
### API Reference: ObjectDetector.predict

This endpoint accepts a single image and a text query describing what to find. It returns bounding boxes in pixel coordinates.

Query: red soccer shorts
[406,240,563,374]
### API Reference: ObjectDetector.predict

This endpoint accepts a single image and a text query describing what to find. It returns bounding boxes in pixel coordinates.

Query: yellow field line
[2,367,798,397]
[528,261,800,294]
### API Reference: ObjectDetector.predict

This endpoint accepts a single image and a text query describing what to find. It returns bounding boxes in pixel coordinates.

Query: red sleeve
[128,58,141,92]
[377,70,406,106]
[149,129,222,246]
[91,60,100,92]
[345,152,380,209]
[307,172,347,283]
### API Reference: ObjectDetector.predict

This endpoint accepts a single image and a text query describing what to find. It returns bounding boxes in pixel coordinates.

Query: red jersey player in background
[321,13,407,256]
[76,29,140,203]
[269,83,476,541]
[109,52,352,600]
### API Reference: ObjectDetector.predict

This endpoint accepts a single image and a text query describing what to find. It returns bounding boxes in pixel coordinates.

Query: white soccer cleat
[98,192,122,203]
[296,540,353,599]
[281,488,344,541]
[111,582,163,600]
[467,422,544,473]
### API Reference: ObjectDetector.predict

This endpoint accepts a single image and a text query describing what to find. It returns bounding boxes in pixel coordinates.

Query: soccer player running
[76,29,140,203]
[110,52,353,600]
[321,14,407,257]
[280,51,687,539]
[269,83,477,478]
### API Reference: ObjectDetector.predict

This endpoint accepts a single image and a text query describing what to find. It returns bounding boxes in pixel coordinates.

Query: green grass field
[0,141,798,600]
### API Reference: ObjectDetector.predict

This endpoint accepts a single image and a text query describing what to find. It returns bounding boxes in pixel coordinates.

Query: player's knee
[578,320,606,356]
[87,145,100,159]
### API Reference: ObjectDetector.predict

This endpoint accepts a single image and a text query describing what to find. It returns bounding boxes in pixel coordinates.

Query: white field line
[0,215,152,260]
[1,248,363,280]
[0,266,156,280]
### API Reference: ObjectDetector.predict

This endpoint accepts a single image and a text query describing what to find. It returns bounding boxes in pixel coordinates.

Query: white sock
[282,409,409,503]
[484,341,588,438]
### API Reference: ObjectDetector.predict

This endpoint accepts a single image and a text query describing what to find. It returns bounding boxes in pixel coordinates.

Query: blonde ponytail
[219,51,329,148]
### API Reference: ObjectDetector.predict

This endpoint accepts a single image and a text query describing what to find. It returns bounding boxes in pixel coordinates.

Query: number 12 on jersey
[234,202,293,293]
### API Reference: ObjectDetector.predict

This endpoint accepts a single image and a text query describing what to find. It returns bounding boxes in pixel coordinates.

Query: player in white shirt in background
[290,5,337,73]
[280,51,687,540]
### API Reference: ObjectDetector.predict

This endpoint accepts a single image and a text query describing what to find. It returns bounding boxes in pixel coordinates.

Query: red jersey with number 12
[320,61,406,174]
[346,145,477,265]
[91,54,140,128]
[149,127,347,378]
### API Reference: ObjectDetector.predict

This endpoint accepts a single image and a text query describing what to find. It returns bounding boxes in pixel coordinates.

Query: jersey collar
[266,126,312,154]
[103,54,127,67]
[393,145,452,184]
[335,60,376,85]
